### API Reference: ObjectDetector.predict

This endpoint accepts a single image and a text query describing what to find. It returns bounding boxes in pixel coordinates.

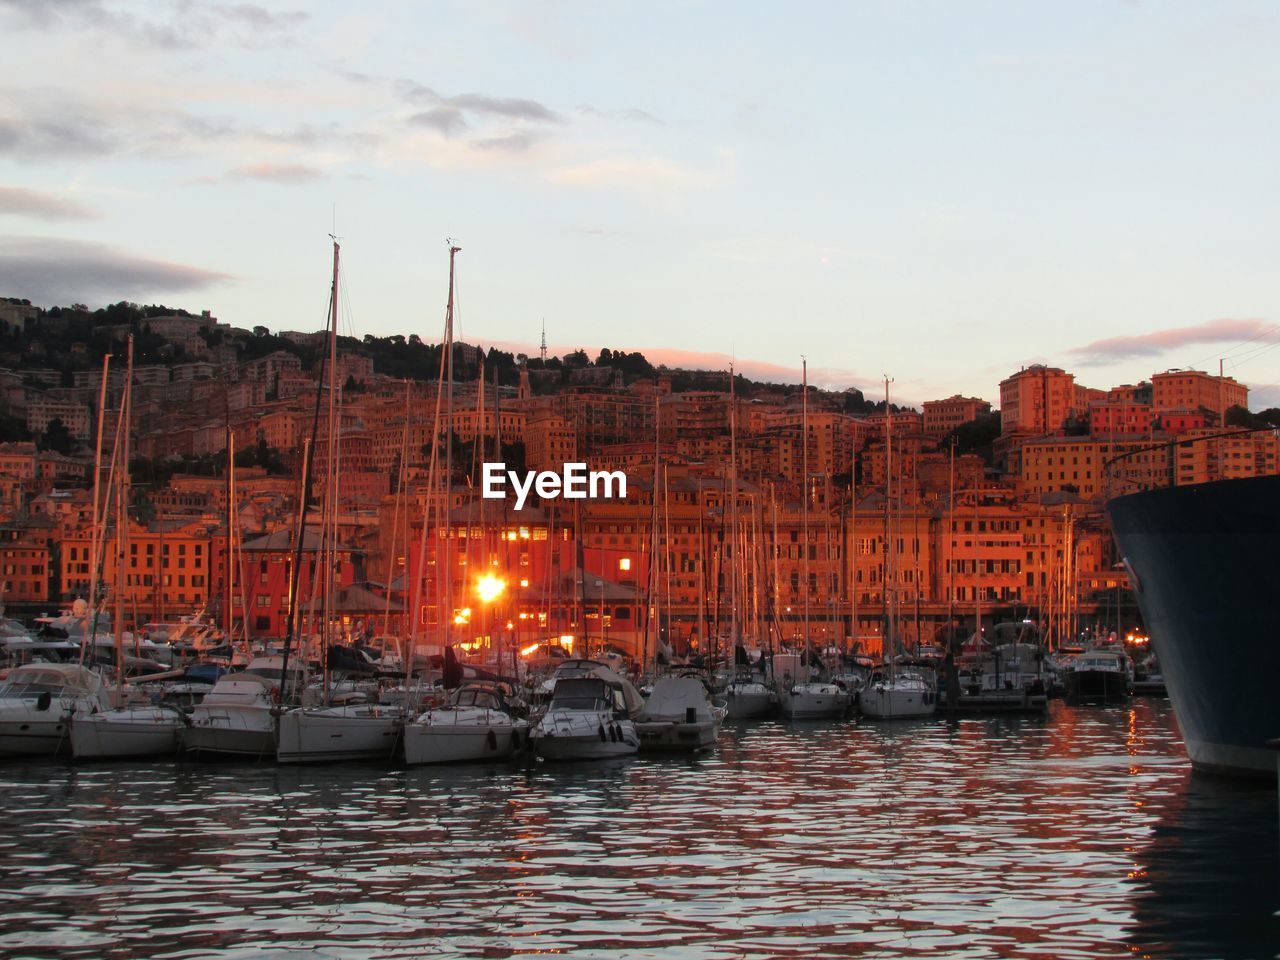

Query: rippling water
[1,699,1276,959]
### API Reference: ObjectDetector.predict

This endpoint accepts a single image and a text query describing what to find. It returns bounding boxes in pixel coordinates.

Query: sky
[1,0,1278,408]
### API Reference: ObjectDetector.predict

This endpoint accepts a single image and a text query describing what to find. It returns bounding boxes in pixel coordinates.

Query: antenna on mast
[540,318,547,365]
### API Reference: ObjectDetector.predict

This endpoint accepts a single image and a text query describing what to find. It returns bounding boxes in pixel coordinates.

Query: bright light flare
[476,574,506,604]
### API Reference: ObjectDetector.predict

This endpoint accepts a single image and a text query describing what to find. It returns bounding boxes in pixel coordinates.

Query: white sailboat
[71,704,186,759]
[274,239,406,763]
[402,681,528,765]
[858,377,936,721]
[778,361,849,721]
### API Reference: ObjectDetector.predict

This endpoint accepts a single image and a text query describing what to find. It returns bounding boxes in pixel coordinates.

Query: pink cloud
[1070,318,1277,363]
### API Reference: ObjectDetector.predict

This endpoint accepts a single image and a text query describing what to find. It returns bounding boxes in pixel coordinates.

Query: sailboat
[276,239,406,764]
[71,336,191,759]
[402,648,527,763]
[778,360,850,720]
[858,377,937,721]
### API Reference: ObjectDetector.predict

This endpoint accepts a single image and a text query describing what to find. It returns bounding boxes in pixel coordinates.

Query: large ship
[1108,473,1280,779]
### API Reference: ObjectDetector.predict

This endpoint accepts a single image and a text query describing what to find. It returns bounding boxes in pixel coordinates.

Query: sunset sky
[1,1,1278,407]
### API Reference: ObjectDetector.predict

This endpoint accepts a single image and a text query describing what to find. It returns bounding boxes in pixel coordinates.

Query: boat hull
[859,684,936,720]
[1109,475,1280,779]
[635,719,718,752]
[531,711,639,760]
[723,686,776,719]
[1065,669,1130,705]
[70,709,184,759]
[402,721,525,765]
[276,708,401,764]
[184,709,277,759]
[779,687,849,720]
[0,711,72,756]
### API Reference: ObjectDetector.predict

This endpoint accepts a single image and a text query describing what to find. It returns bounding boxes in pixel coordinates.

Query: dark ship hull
[1109,474,1280,778]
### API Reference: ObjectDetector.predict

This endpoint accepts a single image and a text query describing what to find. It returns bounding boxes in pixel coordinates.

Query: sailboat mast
[322,239,340,697]
[83,354,111,665]
[443,244,458,651]
[728,364,738,648]
[113,336,134,699]
[884,375,894,662]
[801,359,809,651]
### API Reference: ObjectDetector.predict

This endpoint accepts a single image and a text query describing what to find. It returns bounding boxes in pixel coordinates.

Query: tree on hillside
[38,418,73,455]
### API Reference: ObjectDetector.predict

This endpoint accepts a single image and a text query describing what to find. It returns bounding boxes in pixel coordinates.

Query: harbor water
[1,698,1277,959]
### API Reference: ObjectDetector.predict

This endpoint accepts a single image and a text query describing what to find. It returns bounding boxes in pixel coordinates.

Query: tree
[38,418,73,455]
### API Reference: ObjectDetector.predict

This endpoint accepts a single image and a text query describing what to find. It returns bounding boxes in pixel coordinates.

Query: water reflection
[1128,773,1280,959]
[0,700,1274,959]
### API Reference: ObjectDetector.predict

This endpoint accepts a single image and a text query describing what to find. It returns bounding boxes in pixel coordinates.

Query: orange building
[1151,369,1247,421]
[922,395,991,437]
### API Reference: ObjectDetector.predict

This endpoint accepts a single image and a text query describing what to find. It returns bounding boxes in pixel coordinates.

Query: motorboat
[402,683,528,765]
[530,660,642,760]
[635,676,725,751]
[0,663,111,756]
[184,657,297,759]
[1064,647,1131,704]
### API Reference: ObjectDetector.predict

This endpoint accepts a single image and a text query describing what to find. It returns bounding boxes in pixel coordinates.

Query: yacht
[402,683,527,765]
[1063,647,1131,704]
[184,657,297,759]
[0,663,111,756]
[859,664,937,720]
[530,660,642,760]
[635,676,725,751]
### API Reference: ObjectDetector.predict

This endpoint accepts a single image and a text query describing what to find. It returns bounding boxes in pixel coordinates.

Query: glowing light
[453,607,472,626]
[618,557,631,571]
[558,634,575,651]
[476,575,506,604]
[519,578,529,588]
[520,641,542,657]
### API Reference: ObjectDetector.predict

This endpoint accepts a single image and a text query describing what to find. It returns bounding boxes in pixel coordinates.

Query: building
[922,396,991,437]
[999,365,1080,437]
[1151,370,1248,421]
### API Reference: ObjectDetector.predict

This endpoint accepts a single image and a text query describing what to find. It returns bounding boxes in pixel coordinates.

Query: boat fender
[609,723,619,742]
[598,723,607,742]
[35,691,52,712]
[486,729,498,751]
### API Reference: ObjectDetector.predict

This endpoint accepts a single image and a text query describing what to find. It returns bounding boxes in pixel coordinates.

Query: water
[1,699,1277,960]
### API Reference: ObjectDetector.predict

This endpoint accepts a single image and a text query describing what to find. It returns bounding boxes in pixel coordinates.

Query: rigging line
[1224,338,1280,371]
[1183,321,1280,371]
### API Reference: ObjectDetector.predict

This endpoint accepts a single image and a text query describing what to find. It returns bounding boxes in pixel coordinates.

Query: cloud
[0,235,232,305]
[577,105,663,125]
[226,161,324,183]
[0,115,116,160]
[1069,318,1278,363]
[0,186,101,220]
[545,157,712,190]
[398,80,562,123]
[470,132,538,153]
[0,0,309,49]
[408,108,467,136]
